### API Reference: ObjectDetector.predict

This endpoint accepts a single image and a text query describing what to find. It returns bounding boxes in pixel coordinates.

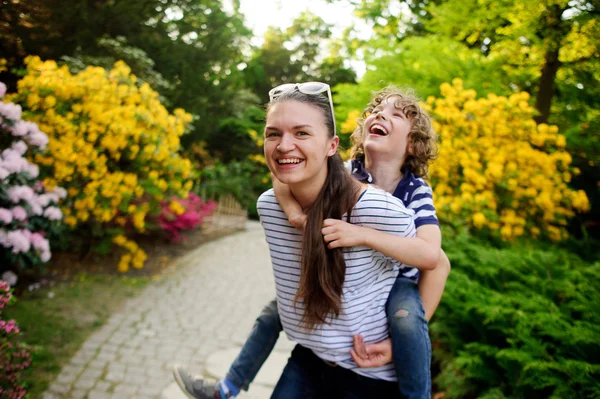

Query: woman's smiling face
[264,100,338,188]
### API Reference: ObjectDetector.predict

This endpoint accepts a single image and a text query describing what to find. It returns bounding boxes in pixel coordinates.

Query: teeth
[371,125,388,135]
[278,158,302,164]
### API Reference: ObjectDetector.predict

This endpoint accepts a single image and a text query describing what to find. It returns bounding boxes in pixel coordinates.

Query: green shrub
[197,159,270,219]
[433,230,600,398]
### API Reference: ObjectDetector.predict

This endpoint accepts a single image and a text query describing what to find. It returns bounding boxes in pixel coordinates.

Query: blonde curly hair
[350,85,438,178]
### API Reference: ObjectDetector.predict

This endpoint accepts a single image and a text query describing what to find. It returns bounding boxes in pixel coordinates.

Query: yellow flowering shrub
[424,78,589,241]
[7,56,196,270]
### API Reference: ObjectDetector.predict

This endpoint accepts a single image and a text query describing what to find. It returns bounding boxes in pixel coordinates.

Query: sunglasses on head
[268,82,337,135]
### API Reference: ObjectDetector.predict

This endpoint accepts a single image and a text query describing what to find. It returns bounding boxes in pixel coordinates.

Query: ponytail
[295,153,360,329]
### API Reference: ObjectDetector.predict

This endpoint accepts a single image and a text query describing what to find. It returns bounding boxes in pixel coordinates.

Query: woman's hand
[350,335,393,368]
[322,219,366,249]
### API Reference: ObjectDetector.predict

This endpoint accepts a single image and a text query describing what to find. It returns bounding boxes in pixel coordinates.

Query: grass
[4,273,151,398]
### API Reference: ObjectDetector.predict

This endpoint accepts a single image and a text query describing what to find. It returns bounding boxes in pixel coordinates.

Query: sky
[234,0,373,76]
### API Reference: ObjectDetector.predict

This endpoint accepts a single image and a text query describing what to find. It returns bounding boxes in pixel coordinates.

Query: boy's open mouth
[369,124,389,136]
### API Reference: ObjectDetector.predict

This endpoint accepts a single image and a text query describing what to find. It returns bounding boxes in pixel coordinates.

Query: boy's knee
[389,307,422,336]
[257,300,280,327]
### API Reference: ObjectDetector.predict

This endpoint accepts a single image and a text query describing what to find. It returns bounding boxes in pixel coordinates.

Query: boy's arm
[271,173,306,229]
[419,249,451,321]
[322,220,441,270]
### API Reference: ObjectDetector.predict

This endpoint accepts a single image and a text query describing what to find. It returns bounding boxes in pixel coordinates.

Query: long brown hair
[266,90,360,329]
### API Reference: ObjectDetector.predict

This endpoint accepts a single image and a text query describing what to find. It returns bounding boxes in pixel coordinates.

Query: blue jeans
[387,276,431,399]
[227,276,431,398]
[271,344,398,399]
[226,299,282,391]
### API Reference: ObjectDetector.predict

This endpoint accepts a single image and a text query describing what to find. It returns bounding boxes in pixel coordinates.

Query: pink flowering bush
[155,193,216,242]
[0,280,34,399]
[0,81,65,272]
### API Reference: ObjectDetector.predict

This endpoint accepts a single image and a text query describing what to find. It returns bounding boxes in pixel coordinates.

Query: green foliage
[206,106,265,163]
[433,230,600,398]
[243,11,356,104]
[197,160,270,218]
[333,35,508,134]
[60,36,172,94]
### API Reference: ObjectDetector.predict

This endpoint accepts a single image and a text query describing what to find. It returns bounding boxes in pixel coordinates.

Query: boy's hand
[322,219,366,249]
[289,212,307,230]
[350,335,393,368]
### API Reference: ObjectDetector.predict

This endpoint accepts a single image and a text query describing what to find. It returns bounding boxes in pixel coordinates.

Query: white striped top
[257,185,416,381]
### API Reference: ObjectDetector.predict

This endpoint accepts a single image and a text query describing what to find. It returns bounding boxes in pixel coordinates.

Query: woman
[257,83,417,398]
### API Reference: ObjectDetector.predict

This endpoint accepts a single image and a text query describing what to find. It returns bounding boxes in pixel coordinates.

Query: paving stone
[94,380,111,392]
[105,371,126,383]
[79,367,103,380]
[73,377,96,390]
[55,371,78,385]
[88,359,109,370]
[113,382,139,394]
[69,389,89,399]
[88,391,112,399]
[48,382,70,394]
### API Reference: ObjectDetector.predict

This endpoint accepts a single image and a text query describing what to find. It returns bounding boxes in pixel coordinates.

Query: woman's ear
[327,136,339,157]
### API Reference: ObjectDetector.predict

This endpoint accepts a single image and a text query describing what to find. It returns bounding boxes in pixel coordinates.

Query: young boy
[173,86,451,399]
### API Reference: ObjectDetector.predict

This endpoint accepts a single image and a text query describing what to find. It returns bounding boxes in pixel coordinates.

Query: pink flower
[0,319,20,334]
[43,206,63,220]
[0,208,13,224]
[28,197,43,216]
[1,149,28,174]
[11,140,28,155]
[11,206,27,221]
[8,186,35,203]
[0,101,22,121]
[10,120,29,137]
[6,230,31,253]
[51,186,67,199]
[40,250,51,262]
[0,82,6,98]
[0,166,8,180]
[34,181,45,192]
[30,232,50,252]
[25,163,39,178]
[27,131,49,149]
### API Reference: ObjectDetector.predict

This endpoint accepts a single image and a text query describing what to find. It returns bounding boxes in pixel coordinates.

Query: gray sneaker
[172,365,221,399]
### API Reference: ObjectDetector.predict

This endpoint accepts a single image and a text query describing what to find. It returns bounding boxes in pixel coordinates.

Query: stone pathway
[43,221,293,399]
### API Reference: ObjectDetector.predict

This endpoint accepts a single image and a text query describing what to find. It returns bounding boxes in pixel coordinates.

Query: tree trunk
[534,47,561,124]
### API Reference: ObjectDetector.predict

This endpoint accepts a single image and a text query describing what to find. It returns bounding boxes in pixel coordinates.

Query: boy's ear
[327,136,339,157]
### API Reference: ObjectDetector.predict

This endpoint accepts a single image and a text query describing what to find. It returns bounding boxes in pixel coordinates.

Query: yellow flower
[472,213,486,228]
[168,201,186,216]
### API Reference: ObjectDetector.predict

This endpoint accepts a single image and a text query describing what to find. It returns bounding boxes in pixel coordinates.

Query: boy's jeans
[226,276,431,399]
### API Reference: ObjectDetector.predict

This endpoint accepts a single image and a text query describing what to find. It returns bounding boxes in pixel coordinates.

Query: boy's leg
[174,299,282,398]
[418,250,451,321]
[226,298,282,391]
[386,276,431,399]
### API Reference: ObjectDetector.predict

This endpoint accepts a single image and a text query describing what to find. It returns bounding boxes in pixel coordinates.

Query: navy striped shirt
[346,159,439,229]
[257,185,416,381]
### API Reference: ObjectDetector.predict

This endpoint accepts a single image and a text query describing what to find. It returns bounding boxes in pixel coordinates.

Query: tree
[243,11,356,103]
[0,0,253,144]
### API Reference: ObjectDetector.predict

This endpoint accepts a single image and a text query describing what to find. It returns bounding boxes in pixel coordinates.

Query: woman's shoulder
[257,189,281,213]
